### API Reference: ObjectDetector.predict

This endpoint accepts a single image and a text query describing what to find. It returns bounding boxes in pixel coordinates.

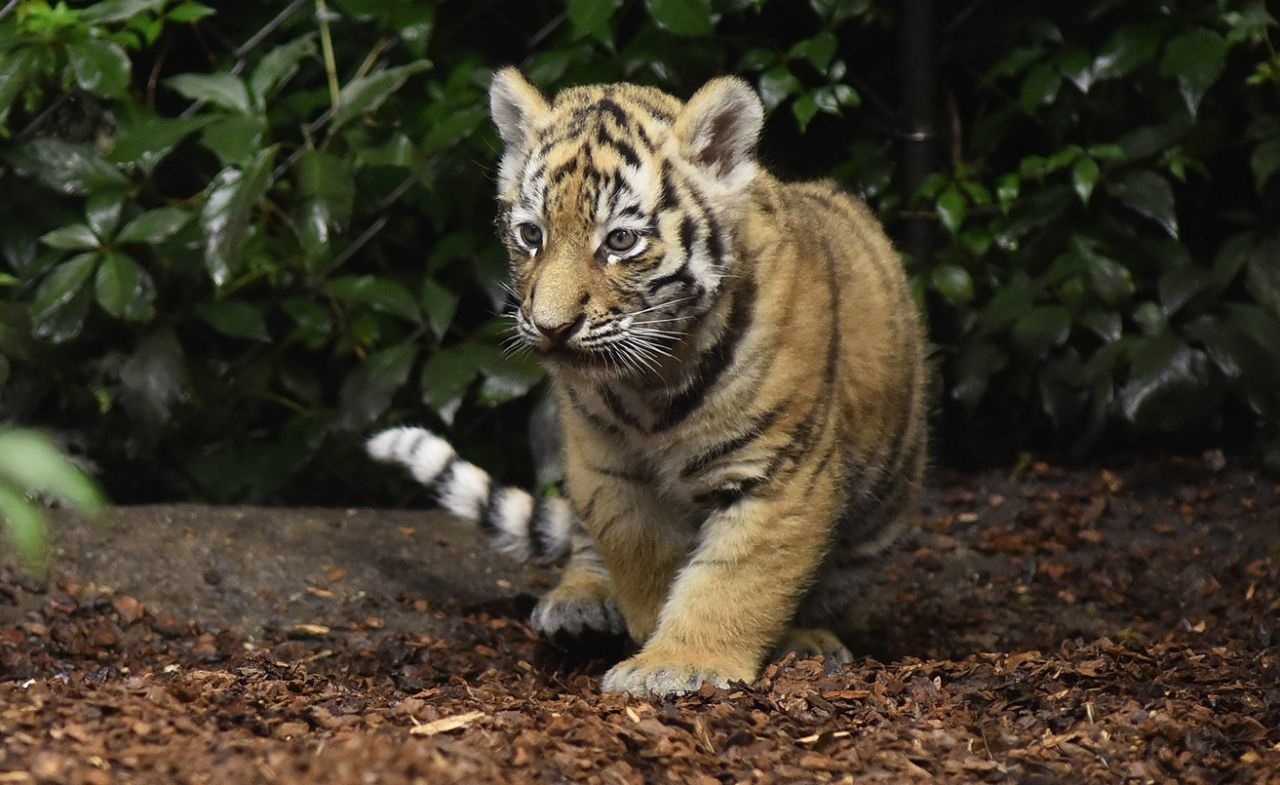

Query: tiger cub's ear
[674,76,764,190]
[489,67,550,150]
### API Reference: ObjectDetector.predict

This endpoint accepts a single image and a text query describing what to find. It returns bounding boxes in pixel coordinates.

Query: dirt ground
[1,456,1278,784]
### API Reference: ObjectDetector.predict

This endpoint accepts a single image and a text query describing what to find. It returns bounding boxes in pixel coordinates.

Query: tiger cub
[368,68,927,696]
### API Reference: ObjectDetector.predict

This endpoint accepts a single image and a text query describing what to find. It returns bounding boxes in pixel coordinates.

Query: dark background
[1,0,1277,506]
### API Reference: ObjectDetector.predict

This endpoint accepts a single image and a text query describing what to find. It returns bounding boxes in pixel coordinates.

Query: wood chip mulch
[2,456,1278,784]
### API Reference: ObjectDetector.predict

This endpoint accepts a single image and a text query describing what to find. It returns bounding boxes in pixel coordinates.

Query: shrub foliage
[1,0,1277,503]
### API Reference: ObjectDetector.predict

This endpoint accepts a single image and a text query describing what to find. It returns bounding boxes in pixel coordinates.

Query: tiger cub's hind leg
[531,525,627,641]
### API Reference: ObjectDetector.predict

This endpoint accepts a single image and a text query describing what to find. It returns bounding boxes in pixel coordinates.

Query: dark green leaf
[80,0,167,23]
[757,66,800,113]
[1184,317,1280,415]
[419,345,478,425]
[248,35,316,107]
[1244,235,1280,314]
[738,47,777,71]
[1084,252,1135,306]
[32,254,97,322]
[167,72,252,114]
[199,115,267,166]
[792,93,818,131]
[1093,23,1163,81]
[281,296,332,346]
[808,0,872,24]
[40,223,99,250]
[420,278,459,340]
[196,300,270,341]
[1081,310,1122,342]
[1057,47,1094,93]
[931,264,974,304]
[1120,334,1212,430]
[477,350,544,407]
[789,32,838,72]
[66,37,131,97]
[200,146,276,287]
[936,186,966,235]
[327,275,422,323]
[0,48,39,129]
[94,252,155,322]
[2,138,130,196]
[1133,301,1166,336]
[951,340,1008,409]
[1158,27,1228,118]
[1012,306,1072,357]
[167,2,216,22]
[341,343,418,430]
[1158,265,1210,316]
[117,207,192,244]
[1107,170,1178,237]
[1018,63,1061,113]
[568,0,614,42]
[1250,139,1280,193]
[31,254,97,343]
[332,62,432,130]
[108,114,211,174]
[646,0,715,37]
[1071,156,1100,204]
[86,193,124,239]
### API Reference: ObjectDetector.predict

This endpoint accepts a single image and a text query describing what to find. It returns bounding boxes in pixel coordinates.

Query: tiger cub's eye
[605,228,638,252]
[517,223,543,248]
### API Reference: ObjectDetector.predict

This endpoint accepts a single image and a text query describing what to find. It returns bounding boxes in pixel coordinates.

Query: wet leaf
[420,345,478,425]
[248,35,316,108]
[2,138,130,196]
[1159,27,1228,118]
[41,224,99,251]
[646,0,715,36]
[1107,170,1178,237]
[340,343,417,429]
[332,62,432,131]
[1092,23,1163,81]
[1071,156,1100,204]
[108,114,211,174]
[568,0,614,42]
[1250,139,1280,193]
[931,264,974,304]
[86,193,125,240]
[789,32,838,72]
[937,186,967,235]
[1019,62,1061,113]
[1120,334,1212,429]
[66,37,131,97]
[1012,306,1072,357]
[327,275,421,324]
[0,48,39,129]
[758,66,801,112]
[196,300,270,341]
[95,252,156,322]
[80,0,167,23]
[1158,265,1211,316]
[201,146,276,287]
[167,72,252,114]
[117,207,192,244]
[420,278,459,340]
[31,254,97,328]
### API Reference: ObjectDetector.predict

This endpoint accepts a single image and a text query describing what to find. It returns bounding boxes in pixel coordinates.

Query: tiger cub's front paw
[601,649,756,697]
[531,578,627,641]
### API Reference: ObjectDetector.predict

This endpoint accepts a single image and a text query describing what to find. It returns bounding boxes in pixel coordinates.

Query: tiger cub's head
[488,69,764,377]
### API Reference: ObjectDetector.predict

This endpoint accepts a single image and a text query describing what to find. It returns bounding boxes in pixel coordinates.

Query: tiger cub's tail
[366,426,573,561]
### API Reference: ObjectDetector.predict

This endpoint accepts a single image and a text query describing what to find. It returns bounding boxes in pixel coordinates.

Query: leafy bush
[0,0,1277,507]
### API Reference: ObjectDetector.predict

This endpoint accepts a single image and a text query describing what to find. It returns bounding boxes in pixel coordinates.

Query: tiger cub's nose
[534,313,586,344]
